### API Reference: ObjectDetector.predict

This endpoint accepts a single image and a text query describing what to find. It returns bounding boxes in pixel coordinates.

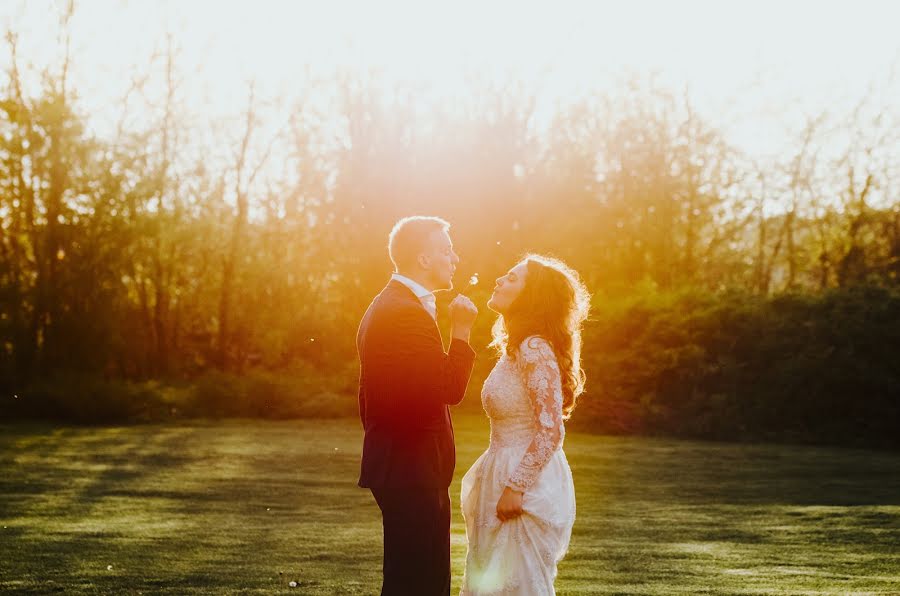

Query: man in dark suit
[357,216,478,595]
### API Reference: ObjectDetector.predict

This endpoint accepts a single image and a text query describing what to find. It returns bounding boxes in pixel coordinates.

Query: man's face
[421,229,459,291]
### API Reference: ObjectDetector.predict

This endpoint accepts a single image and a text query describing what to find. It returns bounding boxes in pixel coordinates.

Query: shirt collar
[390,273,433,300]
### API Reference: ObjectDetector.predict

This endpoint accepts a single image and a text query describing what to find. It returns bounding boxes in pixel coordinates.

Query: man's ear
[417,253,431,270]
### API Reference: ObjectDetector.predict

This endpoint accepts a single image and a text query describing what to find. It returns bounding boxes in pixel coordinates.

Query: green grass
[1,416,899,594]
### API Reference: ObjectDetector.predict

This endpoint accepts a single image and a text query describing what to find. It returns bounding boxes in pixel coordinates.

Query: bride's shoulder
[517,335,555,363]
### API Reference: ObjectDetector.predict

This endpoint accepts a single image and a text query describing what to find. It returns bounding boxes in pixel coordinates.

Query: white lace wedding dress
[460,336,576,595]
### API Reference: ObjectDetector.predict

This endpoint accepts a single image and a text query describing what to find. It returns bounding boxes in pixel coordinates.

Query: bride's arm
[506,336,565,492]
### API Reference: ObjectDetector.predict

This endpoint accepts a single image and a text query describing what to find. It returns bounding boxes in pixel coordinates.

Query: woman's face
[488,262,528,314]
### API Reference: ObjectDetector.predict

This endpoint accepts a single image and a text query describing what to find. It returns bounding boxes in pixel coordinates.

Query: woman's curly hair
[490,255,591,419]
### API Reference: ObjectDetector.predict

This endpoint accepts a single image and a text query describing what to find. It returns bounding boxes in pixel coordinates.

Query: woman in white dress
[461,254,590,595]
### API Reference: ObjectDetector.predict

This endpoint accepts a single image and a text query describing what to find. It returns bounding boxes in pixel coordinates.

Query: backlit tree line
[1,12,898,445]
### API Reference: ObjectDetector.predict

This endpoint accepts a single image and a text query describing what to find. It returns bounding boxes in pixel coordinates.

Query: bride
[460,254,590,595]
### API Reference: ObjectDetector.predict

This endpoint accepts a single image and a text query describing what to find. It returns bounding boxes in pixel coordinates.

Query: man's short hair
[388,216,450,271]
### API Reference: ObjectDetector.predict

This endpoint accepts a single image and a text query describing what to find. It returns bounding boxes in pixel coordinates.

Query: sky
[2,0,899,163]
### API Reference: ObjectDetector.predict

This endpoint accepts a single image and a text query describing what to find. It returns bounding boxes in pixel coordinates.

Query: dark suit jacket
[357,280,476,489]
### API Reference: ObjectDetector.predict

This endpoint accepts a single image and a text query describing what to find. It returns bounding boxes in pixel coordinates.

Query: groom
[357,216,478,595]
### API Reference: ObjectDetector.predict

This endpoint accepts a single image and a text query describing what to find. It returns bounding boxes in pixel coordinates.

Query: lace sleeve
[506,336,565,492]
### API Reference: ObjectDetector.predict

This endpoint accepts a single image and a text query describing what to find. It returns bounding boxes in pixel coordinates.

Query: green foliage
[184,366,357,419]
[6,373,170,424]
[3,366,357,424]
[576,284,900,448]
[4,284,898,450]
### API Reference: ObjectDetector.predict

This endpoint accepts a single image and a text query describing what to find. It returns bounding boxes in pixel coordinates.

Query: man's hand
[449,294,478,342]
[496,486,524,522]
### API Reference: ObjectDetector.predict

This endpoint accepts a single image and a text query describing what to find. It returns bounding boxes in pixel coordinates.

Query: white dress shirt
[391,273,437,319]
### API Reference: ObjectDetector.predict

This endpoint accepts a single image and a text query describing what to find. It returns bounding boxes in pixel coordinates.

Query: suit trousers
[371,485,452,596]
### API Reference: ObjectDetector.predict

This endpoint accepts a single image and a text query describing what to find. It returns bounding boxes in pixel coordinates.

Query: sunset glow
[4,0,899,158]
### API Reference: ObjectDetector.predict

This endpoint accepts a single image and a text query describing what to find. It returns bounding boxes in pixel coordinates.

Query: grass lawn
[1,415,899,594]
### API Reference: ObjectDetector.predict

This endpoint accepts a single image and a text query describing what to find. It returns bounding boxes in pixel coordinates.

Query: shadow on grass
[1,417,898,594]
